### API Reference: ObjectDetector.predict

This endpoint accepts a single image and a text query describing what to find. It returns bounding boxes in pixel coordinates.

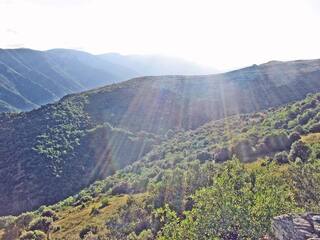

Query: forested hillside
[2,91,320,239]
[1,59,320,217]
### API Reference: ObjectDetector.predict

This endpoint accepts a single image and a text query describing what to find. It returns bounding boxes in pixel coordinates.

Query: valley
[1,58,320,239]
[1,91,320,239]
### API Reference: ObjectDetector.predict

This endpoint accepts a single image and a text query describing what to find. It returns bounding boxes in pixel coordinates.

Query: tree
[157,159,297,239]
[309,123,320,133]
[19,230,46,240]
[288,132,301,144]
[274,151,289,164]
[288,141,311,162]
[196,151,212,162]
[152,169,187,214]
[79,225,98,239]
[16,212,35,228]
[29,217,53,233]
[288,161,320,211]
[41,209,58,221]
[213,147,230,163]
[100,197,109,208]
[262,133,290,152]
[111,182,131,195]
[231,139,254,161]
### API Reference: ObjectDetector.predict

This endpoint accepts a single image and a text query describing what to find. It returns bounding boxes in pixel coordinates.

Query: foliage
[157,160,299,239]
[287,160,320,211]
[100,197,109,209]
[3,93,320,239]
[40,209,58,221]
[274,151,289,164]
[79,225,98,239]
[19,230,46,240]
[288,141,311,162]
[29,217,53,233]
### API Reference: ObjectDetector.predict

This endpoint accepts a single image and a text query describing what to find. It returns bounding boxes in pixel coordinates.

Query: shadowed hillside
[1,59,320,216]
[2,92,320,239]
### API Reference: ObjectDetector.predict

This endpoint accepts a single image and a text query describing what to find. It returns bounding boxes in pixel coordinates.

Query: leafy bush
[90,207,100,216]
[111,182,131,195]
[262,133,290,152]
[100,197,109,208]
[196,151,212,162]
[274,151,289,164]
[157,160,298,239]
[73,195,93,206]
[106,196,152,239]
[288,161,320,211]
[29,217,53,233]
[213,147,230,163]
[231,139,254,161]
[289,141,311,162]
[309,123,320,133]
[16,213,35,228]
[41,209,58,221]
[0,215,16,228]
[79,225,98,239]
[19,230,46,240]
[288,132,301,144]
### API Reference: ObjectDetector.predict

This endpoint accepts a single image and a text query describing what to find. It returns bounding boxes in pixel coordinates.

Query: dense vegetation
[2,92,320,239]
[2,58,320,216]
[0,94,159,215]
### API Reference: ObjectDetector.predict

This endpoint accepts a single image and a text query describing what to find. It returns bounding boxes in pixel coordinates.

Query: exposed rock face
[272,213,320,240]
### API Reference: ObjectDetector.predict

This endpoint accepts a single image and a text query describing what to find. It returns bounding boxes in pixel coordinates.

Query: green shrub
[79,225,98,239]
[41,209,58,221]
[289,141,311,162]
[100,197,109,208]
[111,182,131,195]
[19,230,46,240]
[274,151,289,164]
[16,212,35,228]
[157,160,298,239]
[196,151,212,162]
[90,207,100,216]
[29,217,53,233]
[0,215,16,228]
[213,147,230,163]
[288,161,320,211]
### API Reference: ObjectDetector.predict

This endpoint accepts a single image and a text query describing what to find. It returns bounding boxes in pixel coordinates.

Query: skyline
[1,0,320,70]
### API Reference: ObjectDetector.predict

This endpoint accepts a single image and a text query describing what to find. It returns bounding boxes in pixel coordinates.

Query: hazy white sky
[0,0,320,70]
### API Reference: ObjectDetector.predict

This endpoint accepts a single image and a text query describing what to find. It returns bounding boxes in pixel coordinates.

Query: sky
[0,0,320,70]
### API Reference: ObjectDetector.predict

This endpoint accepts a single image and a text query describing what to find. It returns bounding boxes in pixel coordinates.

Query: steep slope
[0,48,137,112]
[83,59,320,134]
[0,48,217,112]
[2,93,320,239]
[1,59,320,216]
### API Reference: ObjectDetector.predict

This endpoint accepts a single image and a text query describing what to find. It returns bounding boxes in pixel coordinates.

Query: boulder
[272,213,320,240]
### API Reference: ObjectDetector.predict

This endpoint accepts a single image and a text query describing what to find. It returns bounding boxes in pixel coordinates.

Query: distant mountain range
[1,58,320,216]
[99,52,215,76]
[0,48,216,112]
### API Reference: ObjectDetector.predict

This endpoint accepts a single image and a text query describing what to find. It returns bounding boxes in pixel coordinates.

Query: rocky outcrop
[272,213,320,240]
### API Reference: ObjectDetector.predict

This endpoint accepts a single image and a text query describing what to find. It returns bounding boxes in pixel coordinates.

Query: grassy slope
[51,195,129,240]
[0,194,147,240]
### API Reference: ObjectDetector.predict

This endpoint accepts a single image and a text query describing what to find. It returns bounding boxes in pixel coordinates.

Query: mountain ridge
[0,48,214,112]
[1,58,320,216]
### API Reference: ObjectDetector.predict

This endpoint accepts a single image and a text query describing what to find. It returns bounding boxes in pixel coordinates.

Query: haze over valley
[1,1,320,240]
